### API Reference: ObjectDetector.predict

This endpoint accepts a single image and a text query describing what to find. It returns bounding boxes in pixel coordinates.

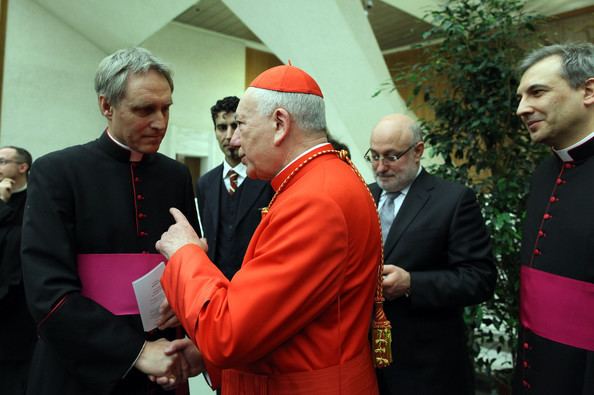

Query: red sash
[520,265,594,351]
[221,349,378,395]
[78,253,165,315]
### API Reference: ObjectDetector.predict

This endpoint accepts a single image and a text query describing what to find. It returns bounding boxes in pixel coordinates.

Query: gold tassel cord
[340,150,393,368]
[372,301,393,368]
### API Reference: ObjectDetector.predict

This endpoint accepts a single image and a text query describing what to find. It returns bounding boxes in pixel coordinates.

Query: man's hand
[157,298,180,330]
[382,264,411,300]
[135,339,178,377]
[155,208,207,259]
[149,338,204,390]
[0,178,15,202]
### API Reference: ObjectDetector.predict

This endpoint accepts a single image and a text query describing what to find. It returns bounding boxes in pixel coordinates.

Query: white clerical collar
[276,143,330,176]
[222,160,247,179]
[106,130,144,162]
[554,130,594,162]
[13,183,27,193]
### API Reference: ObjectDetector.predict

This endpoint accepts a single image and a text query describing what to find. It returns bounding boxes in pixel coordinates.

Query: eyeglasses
[0,159,21,165]
[364,142,418,164]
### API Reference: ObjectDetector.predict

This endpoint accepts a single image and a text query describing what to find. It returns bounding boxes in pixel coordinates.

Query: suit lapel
[383,170,433,256]
[236,179,268,225]
[370,183,382,205]
[203,165,223,241]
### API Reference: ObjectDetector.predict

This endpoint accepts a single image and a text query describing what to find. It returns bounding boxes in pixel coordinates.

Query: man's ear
[99,96,113,119]
[272,108,291,146]
[17,162,29,176]
[584,78,594,106]
[414,141,425,162]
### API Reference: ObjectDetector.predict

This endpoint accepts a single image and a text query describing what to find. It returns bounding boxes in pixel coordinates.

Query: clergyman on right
[514,42,594,394]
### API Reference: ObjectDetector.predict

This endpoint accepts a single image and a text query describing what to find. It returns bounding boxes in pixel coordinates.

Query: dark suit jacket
[371,169,496,395]
[195,164,273,279]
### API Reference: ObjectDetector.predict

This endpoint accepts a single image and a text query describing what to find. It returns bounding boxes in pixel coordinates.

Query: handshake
[134,299,204,390]
[136,337,203,391]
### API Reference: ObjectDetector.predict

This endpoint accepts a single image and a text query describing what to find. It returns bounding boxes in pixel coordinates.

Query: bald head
[371,114,418,146]
[368,114,424,192]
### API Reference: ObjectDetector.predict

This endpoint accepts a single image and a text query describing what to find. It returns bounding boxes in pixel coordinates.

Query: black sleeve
[0,200,22,299]
[410,187,497,308]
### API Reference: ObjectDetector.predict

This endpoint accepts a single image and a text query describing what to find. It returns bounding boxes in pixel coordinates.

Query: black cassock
[0,188,37,392]
[21,132,199,395]
[514,135,594,395]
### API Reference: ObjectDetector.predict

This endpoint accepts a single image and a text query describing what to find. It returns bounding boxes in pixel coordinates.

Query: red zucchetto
[249,64,323,98]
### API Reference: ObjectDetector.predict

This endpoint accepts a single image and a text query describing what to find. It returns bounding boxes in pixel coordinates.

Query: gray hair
[246,87,327,133]
[94,47,173,106]
[410,122,424,143]
[518,42,594,89]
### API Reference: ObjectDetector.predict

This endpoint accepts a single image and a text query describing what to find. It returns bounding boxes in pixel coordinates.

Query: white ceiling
[33,0,594,54]
[33,0,197,53]
[175,0,594,53]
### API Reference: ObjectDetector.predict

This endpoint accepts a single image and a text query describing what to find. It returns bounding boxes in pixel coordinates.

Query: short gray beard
[376,165,418,192]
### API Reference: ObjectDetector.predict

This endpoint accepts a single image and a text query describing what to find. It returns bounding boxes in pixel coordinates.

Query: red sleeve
[161,193,348,368]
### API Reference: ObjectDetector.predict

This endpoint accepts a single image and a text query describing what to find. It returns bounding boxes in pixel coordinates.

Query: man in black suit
[368,114,496,395]
[196,96,273,279]
[0,146,35,394]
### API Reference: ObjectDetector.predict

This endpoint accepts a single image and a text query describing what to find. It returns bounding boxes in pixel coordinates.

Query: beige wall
[245,47,282,89]
[0,0,7,128]
[0,0,106,159]
[0,1,248,176]
[546,5,594,42]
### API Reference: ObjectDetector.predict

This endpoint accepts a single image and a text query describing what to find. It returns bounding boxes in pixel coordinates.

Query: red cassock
[162,144,381,394]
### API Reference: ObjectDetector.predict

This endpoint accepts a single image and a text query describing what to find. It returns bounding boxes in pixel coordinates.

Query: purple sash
[78,253,165,315]
[521,265,594,351]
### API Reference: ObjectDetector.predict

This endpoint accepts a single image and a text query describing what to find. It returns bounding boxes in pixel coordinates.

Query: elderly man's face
[102,70,172,154]
[516,55,590,149]
[369,118,422,193]
[232,91,278,180]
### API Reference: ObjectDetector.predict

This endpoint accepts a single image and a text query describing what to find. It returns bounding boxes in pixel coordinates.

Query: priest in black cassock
[21,48,200,395]
[514,42,594,394]
[0,146,35,395]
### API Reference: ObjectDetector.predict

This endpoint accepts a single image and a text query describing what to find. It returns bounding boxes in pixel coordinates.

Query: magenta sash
[78,253,165,315]
[520,265,594,351]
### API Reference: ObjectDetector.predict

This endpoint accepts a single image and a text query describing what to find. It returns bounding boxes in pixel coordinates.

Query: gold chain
[261,149,385,303]
[261,149,340,215]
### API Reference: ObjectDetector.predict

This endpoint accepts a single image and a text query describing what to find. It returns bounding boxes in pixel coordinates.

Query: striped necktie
[228,170,238,195]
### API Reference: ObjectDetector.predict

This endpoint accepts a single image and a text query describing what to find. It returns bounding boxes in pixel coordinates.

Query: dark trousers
[0,360,31,395]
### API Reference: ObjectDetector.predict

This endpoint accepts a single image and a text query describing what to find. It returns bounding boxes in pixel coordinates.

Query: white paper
[194,197,205,237]
[132,261,166,332]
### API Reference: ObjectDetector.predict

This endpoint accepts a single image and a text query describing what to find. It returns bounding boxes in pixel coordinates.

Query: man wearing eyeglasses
[0,146,36,394]
[367,114,496,395]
